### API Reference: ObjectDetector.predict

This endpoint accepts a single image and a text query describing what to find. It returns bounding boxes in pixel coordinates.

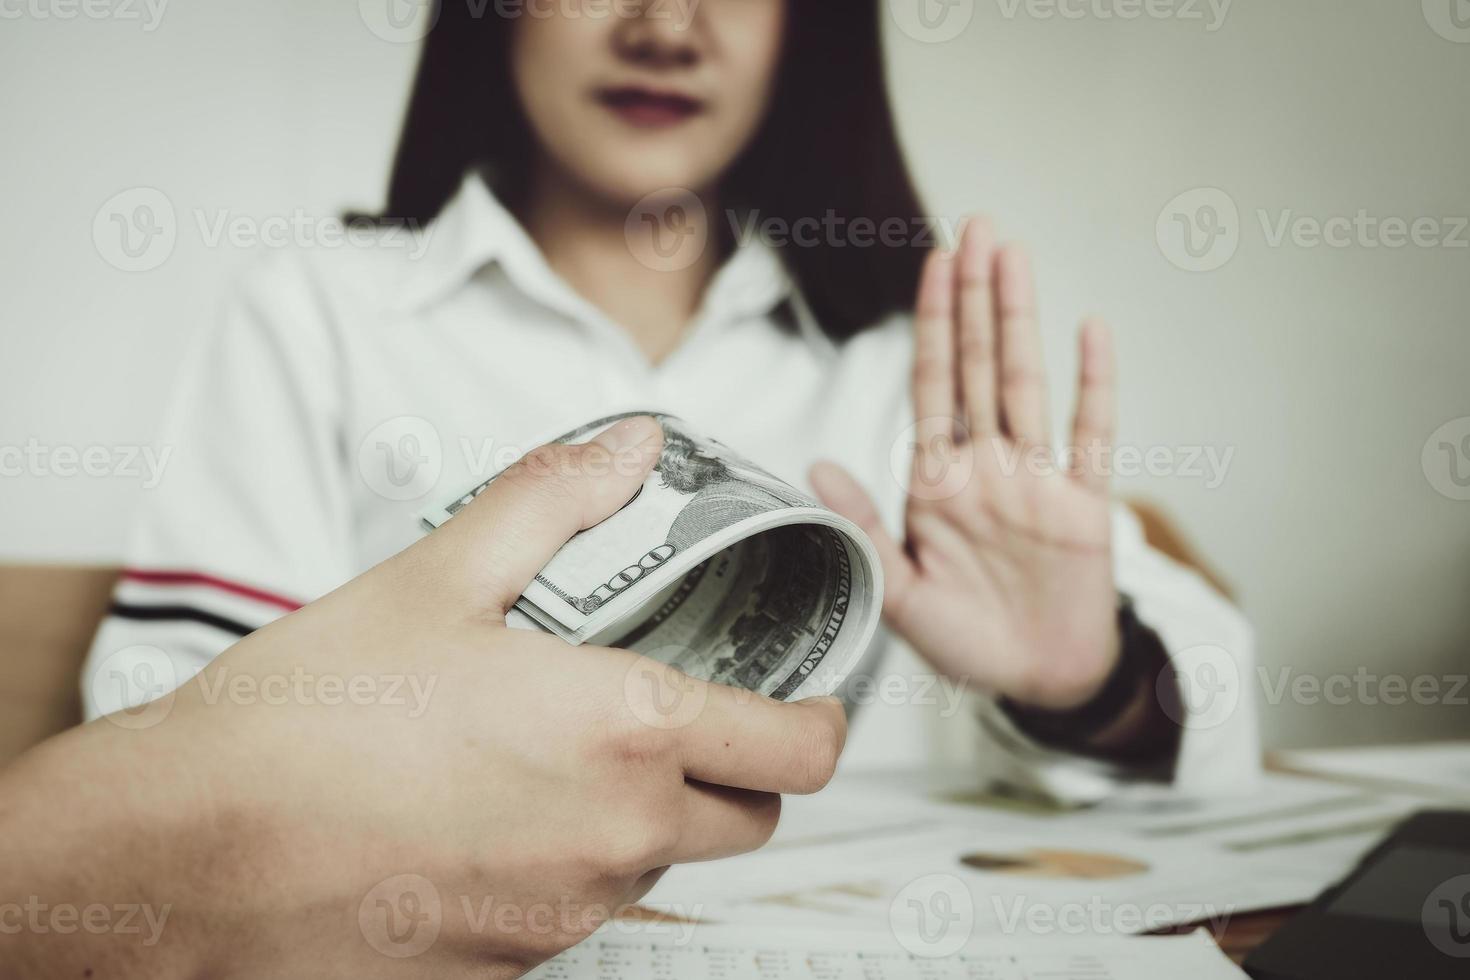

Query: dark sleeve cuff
[998,595,1184,771]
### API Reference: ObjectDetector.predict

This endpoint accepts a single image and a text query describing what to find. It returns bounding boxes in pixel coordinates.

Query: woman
[83,0,1257,803]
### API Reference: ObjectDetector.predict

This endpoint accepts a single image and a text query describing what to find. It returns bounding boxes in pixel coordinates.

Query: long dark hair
[380,0,927,341]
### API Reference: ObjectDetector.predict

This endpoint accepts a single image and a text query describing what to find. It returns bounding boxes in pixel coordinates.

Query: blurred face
[510,0,787,206]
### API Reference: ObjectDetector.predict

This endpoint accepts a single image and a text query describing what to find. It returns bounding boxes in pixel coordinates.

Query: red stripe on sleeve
[120,569,304,613]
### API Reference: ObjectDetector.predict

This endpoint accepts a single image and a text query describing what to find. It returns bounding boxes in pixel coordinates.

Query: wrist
[1031,621,1124,713]
[1003,598,1125,714]
[999,595,1182,766]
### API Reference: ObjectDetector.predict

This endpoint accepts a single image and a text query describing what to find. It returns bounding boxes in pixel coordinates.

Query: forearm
[0,722,212,980]
[0,565,118,764]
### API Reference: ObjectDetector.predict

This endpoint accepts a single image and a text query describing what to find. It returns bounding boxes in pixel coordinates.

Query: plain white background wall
[2,1,1467,752]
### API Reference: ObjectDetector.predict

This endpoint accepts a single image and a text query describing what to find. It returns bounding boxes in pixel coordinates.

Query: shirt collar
[397,171,832,356]
[396,170,544,314]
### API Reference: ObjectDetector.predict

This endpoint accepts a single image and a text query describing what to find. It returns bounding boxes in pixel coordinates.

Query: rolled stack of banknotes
[422,412,882,701]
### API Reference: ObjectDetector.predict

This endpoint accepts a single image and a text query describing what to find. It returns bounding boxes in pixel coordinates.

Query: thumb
[421,416,665,620]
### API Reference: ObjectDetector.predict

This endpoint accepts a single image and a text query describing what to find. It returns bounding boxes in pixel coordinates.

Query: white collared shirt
[82,173,1260,804]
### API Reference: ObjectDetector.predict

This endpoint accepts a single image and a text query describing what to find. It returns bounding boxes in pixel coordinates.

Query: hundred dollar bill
[421,412,883,701]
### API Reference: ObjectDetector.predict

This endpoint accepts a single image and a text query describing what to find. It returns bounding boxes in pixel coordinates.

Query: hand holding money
[425,412,884,702]
[0,416,847,980]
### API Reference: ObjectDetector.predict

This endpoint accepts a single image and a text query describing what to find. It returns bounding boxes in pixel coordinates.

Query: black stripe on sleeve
[107,602,256,639]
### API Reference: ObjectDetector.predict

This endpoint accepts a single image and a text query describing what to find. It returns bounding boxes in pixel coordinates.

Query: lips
[596,86,705,128]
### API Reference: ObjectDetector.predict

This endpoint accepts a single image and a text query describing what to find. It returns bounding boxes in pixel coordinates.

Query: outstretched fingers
[912,248,960,463]
[995,245,1051,446]
[1069,317,1116,494]
[956,217,1000,439]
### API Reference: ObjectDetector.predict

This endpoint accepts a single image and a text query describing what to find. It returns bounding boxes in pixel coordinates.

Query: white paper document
[1274,741,1470,802]
[642,769,1420,936]
[525,925,1246,979]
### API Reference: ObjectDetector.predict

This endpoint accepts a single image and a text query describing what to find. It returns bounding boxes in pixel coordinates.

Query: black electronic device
[1245,810,1470,979]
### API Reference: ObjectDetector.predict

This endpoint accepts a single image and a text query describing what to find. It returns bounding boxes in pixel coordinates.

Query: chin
[569,149,724,211]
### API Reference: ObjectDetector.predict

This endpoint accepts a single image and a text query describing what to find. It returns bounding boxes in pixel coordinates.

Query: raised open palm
[812,217,1120,711]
